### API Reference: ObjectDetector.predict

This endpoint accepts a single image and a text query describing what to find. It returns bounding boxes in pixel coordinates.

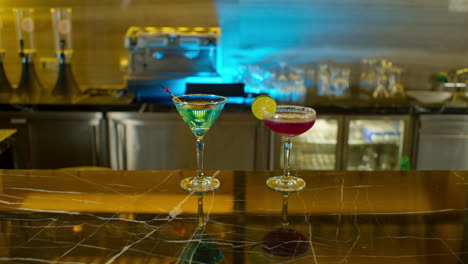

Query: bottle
[0,53,12,100]
[13,8,43,104]
[0,13,12,101]
[400,156,411,171]
[52,44,80,102]
[50,8,81,103]
[16,51,43,103]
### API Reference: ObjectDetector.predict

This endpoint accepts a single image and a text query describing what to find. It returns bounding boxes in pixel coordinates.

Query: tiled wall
[1,0,467,90]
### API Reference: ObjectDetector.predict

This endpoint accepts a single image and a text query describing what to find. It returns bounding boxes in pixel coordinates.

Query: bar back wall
[0,0,467,90]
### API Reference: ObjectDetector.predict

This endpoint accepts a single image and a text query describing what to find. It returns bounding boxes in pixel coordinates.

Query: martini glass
[173,94,227,193]
[264,105,316,192]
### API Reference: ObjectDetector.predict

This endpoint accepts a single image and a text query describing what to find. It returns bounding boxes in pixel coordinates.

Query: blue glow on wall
[185,76,224,84]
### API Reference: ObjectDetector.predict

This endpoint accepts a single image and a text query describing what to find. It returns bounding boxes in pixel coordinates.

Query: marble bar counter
[0,169,467,263]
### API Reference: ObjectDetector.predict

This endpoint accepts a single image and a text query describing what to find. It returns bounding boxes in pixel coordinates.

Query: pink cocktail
[264,105,316,192]
[264,119,315,137]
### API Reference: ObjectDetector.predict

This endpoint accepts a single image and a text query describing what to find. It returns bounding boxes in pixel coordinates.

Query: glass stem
[282,193,289,228]
[197,193,205,228]
[196,137,204,180]
[283,137,292,181]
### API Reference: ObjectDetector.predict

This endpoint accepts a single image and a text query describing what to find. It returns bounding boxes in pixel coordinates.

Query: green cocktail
[176,103,224,138]
[173,94,227,193]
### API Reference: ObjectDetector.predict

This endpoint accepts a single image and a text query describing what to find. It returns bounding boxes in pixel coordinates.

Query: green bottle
[400,156,411,171]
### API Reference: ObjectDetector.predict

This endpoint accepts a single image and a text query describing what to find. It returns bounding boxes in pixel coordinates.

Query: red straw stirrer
[160,84,182,102]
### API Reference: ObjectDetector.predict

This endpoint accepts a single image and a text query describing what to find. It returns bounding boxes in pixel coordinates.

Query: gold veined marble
[0,169,466,263]
[0,129,16,144]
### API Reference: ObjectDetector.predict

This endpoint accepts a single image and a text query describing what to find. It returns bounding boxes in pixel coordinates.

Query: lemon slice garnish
[251,95,277,120]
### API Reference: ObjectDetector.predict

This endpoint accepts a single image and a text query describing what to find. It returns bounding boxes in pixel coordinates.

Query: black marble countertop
[0,169,467,263]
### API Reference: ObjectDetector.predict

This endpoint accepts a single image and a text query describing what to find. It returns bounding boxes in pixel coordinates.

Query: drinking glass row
[360,58,405,99]
[233,58,406,101]
[233,62,351,102]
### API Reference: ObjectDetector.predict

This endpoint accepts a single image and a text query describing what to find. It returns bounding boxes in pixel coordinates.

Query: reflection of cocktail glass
[179,226,224,264]
[264,105,316,192]
[173,94,227,193]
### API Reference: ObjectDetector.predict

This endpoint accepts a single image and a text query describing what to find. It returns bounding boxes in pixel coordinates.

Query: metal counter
[107,112,269,171]
[415,115,468,170]
[0,112,107,169]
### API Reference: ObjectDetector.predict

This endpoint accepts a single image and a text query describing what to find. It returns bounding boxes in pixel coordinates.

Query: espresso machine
[124,26,221,103]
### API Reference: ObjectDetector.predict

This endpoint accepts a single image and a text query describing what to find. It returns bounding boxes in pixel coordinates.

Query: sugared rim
[264,105,317,120]
[173,94,227,105]
[274,105,316,114]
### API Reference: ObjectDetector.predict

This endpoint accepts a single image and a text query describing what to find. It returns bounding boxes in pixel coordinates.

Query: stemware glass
[388,67,405,98]
[373,67,390,99]
[359,58,377,98]
[316,63,330,97]
[173,94,227,193]
[264,105,316,193]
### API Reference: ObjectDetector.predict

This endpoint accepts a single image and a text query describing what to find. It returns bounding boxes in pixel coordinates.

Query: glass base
[181,176,220,193]
[266,176,306,193]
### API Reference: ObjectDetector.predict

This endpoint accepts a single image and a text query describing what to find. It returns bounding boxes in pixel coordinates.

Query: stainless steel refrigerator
[415,115,468,170]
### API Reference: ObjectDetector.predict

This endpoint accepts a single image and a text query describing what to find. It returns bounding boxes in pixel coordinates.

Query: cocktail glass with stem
[173,94,227,263]
[264,105,316,192]
[263,105,316,228]
[173,94,227,193]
